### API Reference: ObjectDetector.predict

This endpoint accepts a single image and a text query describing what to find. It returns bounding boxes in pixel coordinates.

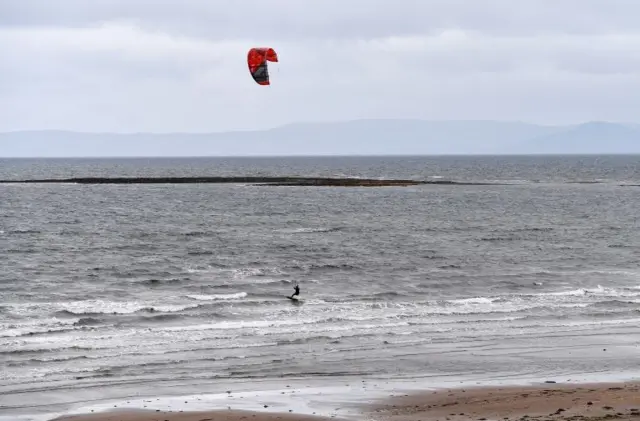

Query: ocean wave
[545,316,640,328]
[185,292,247,301]
[9,354,92,366]
[156,315,410,334]
[181,230,219,237]
[208,278,320,289]
[589,299,640,309]
[133,313,194,323]
[73,317,104,326]
[184,263,228,274]
[6,299,202,318]
[480,236,523,242]
[9,352,273,383]
[567,269,640,279]
[157,319,302,332]
[135,278,186,286]
[284,262,360,272]
[186,250,214,256]
[58,300,201,315]
[232,267,284,278]
[0,318,90,338]
[323,291,410,303]
[0,345,96,357]
[534,284,640,298]
[6,228,41,235]
[285,227,345,234]
[276,334,345,345]
[447,296,498,305]
[512,227,554,233]
[313,288,638,319]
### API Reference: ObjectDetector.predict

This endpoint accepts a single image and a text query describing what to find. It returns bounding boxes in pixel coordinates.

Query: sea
[2,155,640,420]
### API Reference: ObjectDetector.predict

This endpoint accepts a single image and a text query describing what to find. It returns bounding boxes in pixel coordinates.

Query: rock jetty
[0,176,502,186]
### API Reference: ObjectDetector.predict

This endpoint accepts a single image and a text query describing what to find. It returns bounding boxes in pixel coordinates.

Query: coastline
[48,410,335,421]
[39,380,640,421]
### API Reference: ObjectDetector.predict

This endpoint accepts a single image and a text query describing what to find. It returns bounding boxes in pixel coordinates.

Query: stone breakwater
[0,176,503,186]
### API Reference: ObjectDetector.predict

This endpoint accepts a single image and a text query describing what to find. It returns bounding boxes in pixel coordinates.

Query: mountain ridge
[2,119,640,157]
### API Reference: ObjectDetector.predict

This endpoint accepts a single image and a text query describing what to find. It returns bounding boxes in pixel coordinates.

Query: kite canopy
[247,47,278,86]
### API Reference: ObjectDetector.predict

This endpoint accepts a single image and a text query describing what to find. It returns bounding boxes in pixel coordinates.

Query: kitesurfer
[289,283,300,299]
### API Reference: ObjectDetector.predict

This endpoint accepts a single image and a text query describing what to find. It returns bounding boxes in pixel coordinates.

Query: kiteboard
[286,296,303,303]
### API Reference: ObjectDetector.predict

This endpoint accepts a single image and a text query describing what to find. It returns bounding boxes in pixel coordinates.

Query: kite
[247,47,278,86]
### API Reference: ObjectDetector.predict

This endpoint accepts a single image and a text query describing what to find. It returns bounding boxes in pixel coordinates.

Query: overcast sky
[2,0,640,133]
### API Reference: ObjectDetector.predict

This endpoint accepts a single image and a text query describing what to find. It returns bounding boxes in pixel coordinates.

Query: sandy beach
[45,381,640,421]
[367,382,640,421]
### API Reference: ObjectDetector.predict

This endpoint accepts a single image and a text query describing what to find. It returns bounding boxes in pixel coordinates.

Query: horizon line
[3,153,640,159]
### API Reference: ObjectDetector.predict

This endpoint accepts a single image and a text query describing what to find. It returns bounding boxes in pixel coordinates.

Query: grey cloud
[3,0,640,40]
[2,0,640,135]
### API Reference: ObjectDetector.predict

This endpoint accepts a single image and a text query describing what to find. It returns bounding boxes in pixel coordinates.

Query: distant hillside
[1,119,638,157]
[521,121,640,154]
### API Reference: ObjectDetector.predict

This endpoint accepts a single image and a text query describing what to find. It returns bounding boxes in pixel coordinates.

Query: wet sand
[49,409,336,421]
[367,382,640,421]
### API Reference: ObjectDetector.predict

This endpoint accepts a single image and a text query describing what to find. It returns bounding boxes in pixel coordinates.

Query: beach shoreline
[30,378,640,421]
[48,409,338,421]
